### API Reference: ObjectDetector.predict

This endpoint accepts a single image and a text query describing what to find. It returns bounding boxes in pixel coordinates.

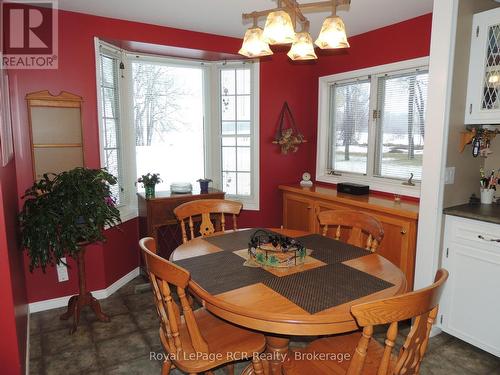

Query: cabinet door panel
[283,193,314,232]
[442,242,500,356]
[466,7,500,124]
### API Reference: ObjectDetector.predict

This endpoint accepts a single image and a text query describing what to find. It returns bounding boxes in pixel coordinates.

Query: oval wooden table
[171,228,407,375]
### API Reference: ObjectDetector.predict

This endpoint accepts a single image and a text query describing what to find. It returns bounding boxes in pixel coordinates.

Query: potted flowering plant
[138,173,162,199]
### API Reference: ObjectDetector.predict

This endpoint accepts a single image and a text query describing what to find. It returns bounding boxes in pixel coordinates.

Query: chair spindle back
[318,209,384,252]
[139,237,209,355]
[346,269,449,375]
[174,199,243,243]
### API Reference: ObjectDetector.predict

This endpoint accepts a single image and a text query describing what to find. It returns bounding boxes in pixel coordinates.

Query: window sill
[226,195,260,211]
[117,205,138,224]
[316,174,420,198]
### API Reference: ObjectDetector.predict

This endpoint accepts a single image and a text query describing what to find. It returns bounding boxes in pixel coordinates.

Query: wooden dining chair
[139,237,266,375]
[284,269,449,375]
[317,209,384,252]
[174,199,243,243]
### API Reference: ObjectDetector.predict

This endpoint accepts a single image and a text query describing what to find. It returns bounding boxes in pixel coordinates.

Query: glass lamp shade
[315,16,350,49]
[238,27,273,58]
[287,32,317,61]
[263,10,295,45]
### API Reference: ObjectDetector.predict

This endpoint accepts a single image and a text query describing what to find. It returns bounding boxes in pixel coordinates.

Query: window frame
[94,39,137,222]
[316,57,429,198]
[211,61,260,210]
[94,38,260,222]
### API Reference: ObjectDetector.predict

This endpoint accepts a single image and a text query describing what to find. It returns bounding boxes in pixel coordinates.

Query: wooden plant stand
[60,245,110,334]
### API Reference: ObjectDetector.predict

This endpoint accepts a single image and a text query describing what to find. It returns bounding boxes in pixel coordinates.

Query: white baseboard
[28,267,141,314]
[430,326,442,338]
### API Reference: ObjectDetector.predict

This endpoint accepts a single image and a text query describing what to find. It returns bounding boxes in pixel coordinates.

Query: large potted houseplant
[19,167,121,333]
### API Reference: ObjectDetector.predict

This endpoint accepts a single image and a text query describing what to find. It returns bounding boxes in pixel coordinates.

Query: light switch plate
[56,257,69,282]
[444,167,455,185]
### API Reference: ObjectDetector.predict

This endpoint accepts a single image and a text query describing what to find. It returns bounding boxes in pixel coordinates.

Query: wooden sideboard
[138,188,225,258]
[279,184,419,290]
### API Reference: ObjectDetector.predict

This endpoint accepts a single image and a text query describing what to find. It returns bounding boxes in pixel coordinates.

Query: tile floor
[29,276,500,375]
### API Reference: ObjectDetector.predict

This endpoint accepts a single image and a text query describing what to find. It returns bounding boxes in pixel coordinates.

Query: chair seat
[162,308,266,374]
[284,332,395,375]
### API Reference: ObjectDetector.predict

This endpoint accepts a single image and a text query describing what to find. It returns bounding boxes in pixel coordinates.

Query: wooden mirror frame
[26,90,85,179]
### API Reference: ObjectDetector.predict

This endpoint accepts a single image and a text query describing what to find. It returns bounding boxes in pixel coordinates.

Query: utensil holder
[480,188,495,204]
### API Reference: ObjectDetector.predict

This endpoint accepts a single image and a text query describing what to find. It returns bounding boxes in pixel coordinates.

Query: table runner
[202,228,279,252]
[263,263,394,314]
[176,230,395,314]
[295,234,371,264]
[174,251,274,294]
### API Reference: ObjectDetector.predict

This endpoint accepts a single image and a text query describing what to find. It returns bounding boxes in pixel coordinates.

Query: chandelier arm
[242,0,350,22]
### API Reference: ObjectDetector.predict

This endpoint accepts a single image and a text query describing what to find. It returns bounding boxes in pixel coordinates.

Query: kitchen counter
[443,203,500,225]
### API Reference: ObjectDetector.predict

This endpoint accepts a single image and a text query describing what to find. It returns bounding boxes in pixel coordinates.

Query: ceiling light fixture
[263,10,296,44]
[240,0,351,61]
[239,25,274,58]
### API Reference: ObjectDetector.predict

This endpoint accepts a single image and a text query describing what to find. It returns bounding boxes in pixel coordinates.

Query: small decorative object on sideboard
[138,173,161,199]
[337,182,369,195]
[273,101,307,154]
[300,172,313,187]
[197,178,212,194]
[170,182,192,194]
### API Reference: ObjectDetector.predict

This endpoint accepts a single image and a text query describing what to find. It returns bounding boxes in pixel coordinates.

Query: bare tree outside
[407,75,416,159]
[131,61,205,190]
[132,63,189,146]
[334,82,370,161]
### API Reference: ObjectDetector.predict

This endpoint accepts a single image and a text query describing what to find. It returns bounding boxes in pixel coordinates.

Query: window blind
[99,52,124,204]
[374,70,428,181]
[328,79,370,174]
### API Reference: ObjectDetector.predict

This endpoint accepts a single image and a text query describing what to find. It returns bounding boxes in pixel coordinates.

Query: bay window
[95,39,260,221]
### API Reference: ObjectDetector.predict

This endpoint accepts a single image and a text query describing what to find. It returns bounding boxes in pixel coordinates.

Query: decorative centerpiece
[248,230,308,268]
[138,173,161,199]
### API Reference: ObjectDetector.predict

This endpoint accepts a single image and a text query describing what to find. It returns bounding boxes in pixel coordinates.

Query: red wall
[1,9,432,374]
[7,10,432,306]
[7,9,315,304]
[0,145,27,373]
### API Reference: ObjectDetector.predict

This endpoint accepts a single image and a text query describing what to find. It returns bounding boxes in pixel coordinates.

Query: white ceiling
[58,0,434,39]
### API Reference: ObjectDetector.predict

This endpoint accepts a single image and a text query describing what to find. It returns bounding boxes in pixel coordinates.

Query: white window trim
[211,61,260,210]
[94,38,260,219]
[94,38,137,223]
[316,56,429,198]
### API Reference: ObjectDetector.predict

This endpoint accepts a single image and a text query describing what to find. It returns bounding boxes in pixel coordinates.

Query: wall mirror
[26,90,84,180]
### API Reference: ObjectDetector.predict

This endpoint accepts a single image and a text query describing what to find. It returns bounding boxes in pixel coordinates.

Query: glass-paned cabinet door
[466,7,500,124]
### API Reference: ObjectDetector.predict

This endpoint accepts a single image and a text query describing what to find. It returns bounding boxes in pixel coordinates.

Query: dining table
[170,228,407,375]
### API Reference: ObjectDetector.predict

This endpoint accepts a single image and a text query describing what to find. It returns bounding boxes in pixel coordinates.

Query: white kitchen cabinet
[440,215,500,356]
[465,7,500,124]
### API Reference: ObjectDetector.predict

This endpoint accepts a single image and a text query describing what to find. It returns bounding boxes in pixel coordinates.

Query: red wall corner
[0,157,28,374]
